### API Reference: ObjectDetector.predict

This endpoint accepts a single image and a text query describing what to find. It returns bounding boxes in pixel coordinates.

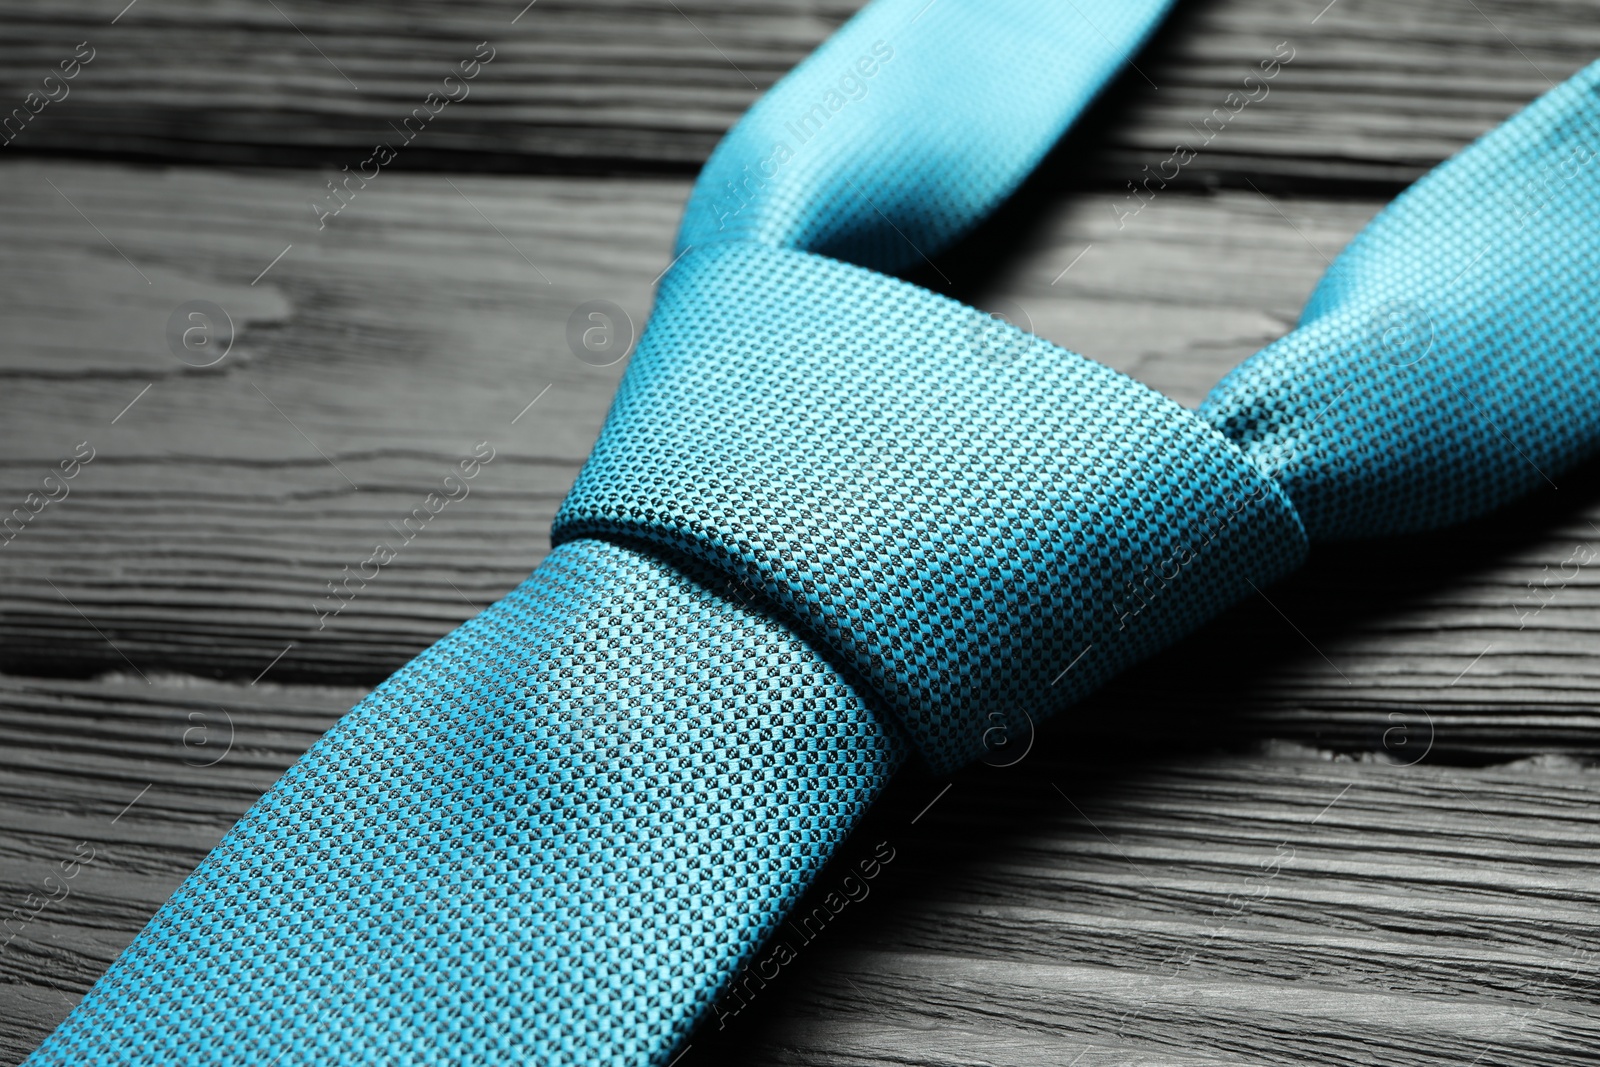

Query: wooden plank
[0,0,865,168]
[1,0,1597,186]
[2,673,1595,1064]
[0,159,674,683]
[704,749,1600,1066]
[1121,0,1600,189]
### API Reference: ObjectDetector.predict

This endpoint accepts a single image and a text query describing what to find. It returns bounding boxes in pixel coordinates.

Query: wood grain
[0,0,865,168]
[2,0,1598,187]
[699,747,1600,1065]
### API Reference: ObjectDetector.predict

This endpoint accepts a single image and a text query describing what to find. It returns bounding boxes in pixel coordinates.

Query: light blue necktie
[26,1,1600,1063]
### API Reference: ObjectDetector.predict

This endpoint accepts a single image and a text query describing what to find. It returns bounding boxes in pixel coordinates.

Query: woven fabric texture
[554,241,1308,770]
[678,0,1176,271]
[1202,61,1600,538]
[27,538,903,1065]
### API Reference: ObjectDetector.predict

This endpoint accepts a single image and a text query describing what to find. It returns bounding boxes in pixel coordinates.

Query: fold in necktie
[27,0,1600,1063]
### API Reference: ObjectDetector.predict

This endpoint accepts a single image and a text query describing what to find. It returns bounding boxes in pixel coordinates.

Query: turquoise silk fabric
[26,0,1600,1064]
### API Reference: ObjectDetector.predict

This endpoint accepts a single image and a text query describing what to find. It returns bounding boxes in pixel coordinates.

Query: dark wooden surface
[3,0,1600,1064]
[2,0,1598,186]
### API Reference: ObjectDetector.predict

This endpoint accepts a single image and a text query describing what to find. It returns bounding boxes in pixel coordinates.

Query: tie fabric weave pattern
[25,0,1600,1062]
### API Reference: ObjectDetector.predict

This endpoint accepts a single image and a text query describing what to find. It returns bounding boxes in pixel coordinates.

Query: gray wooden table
[2,1,1598,1064]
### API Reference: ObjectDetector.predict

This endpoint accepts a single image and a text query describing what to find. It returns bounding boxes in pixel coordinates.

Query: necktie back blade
[1201,61,1600,539]
[677,0,1176,271]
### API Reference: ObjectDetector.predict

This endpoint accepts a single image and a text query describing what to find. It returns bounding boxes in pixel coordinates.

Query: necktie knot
[560,49,1600,769]
[554,241,1307,769]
